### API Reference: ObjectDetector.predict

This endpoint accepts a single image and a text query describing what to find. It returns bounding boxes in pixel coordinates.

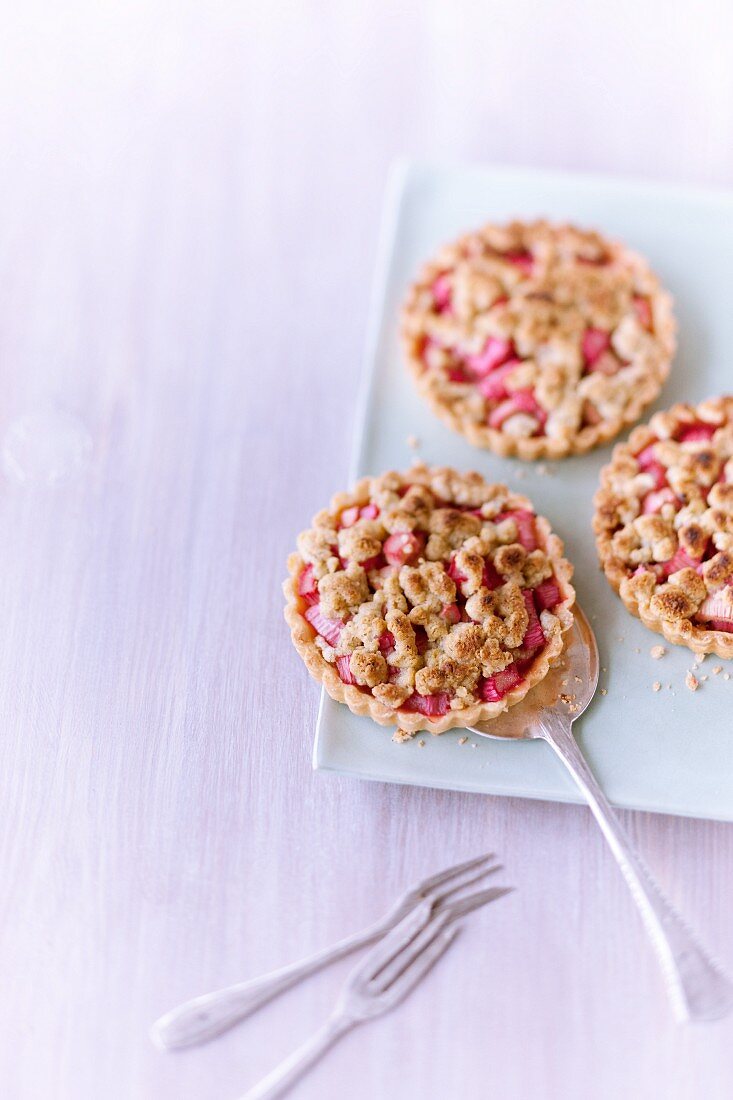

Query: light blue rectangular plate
[314,160,733,821]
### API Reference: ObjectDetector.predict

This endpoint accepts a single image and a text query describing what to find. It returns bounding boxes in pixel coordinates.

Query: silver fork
[151,852,502,1051]
[240,902,461,1100]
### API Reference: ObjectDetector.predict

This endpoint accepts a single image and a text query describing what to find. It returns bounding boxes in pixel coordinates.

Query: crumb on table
[406,434,420,449]
[650,645,666,660]
[713,666,723,676]
[685,671,700,692]
[652,681,662,692]
[458,735,468,745]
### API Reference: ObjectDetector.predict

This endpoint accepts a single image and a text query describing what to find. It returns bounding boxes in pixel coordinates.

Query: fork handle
[539,710,733,1022]
[150,920,386,1050]
[239,1014,355,1100]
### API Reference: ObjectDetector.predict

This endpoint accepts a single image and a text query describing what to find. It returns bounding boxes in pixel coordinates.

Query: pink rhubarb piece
[480,663,524,702]
[440,603,461,625]
[533,577,561,611]
[586,350,622,376]
[662,547,705,577]
[642,488,678,514]
[488,390,546,432]
[706,619,733,632]
[504,250,534,275]
[341,503,381,529]
[402,691,452,717]
[336,655,358,685]
[340,505,360,528]
[633,563,665,580]
[383,531,425,567]
[695,592,733,632]
[466,336,513,377]
[447,366,469,383]
[477,359,522,401]
[378,630,396,655]
[298,564,319,605]
[636,443,658,467]
[447,555,468,585]
[482,559,503,590]
[431,273,452,313]
[678,423,717,443]
[636,444,668,490]
[582,327,611,366]
[304,604,344,647]
[521,590,546,650]
[633,296,653,330]
[582,399,603,426]
[495,509,538,552]
[359,552,386,572]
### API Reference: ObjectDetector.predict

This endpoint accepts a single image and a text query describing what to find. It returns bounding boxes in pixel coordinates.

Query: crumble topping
[594,397,733,656]
[286,463,575,729]
[402,220,675,459]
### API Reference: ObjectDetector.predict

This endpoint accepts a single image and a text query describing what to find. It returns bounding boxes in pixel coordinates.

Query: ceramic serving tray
[313,160,733,821]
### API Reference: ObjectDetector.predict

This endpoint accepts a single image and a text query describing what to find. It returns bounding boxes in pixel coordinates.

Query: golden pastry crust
[284,463,575,735]
[402,219,676,459]
[593,396,733,657]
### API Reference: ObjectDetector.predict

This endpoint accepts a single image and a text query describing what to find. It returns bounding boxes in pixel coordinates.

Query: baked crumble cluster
[402,220,676,459]
[284,464,575,735]
[594,397,733,657]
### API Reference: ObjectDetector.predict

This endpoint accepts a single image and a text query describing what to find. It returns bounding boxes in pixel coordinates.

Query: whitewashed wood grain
[0,2,732,1098]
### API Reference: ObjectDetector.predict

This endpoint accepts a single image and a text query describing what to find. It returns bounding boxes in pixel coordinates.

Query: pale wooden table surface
[2,4,732,1098]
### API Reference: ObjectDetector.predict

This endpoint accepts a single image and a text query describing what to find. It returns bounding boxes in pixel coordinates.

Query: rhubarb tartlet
[402,219,676,459]
[284,463,575,735]
[594,397,733,657]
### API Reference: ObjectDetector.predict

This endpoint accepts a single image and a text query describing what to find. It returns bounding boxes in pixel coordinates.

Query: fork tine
[350,899,434,985]
[438,884,514,920]
[368,910,453,994]
[381,924,461,1005]
[414,852,496,897]
[430,862,503,906]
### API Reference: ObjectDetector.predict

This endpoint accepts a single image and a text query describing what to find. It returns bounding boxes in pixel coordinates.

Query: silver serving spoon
[468,604,733,1022]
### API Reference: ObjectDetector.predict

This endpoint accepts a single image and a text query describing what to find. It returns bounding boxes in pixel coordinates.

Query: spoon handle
[538,709,733,1022]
